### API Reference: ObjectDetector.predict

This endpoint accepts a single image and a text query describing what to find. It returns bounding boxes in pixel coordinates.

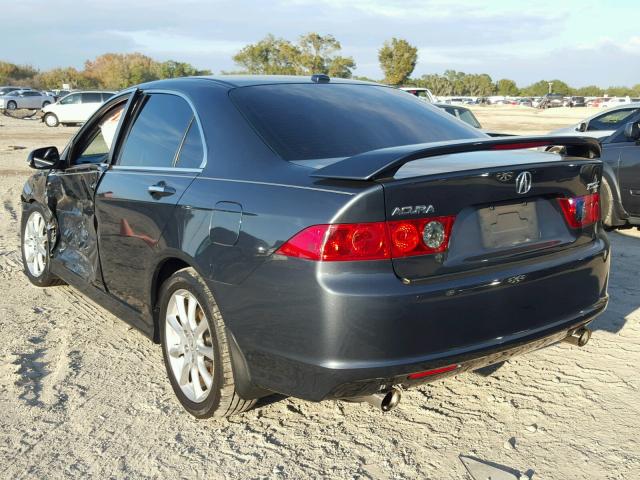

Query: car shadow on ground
[588,230,640,334]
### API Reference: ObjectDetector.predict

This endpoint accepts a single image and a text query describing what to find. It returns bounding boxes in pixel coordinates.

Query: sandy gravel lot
[0,107,638,479]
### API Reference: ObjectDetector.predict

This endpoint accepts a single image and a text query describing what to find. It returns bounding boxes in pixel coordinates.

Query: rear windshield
[230,84,481,161]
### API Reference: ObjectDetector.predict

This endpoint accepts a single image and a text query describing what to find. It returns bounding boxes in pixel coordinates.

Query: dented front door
[47,164,105,286]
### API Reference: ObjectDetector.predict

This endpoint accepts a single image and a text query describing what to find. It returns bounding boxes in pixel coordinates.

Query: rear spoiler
[310,136,601,181]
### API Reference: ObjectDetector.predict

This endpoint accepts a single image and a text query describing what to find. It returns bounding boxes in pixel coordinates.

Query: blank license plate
[478,202,539,249]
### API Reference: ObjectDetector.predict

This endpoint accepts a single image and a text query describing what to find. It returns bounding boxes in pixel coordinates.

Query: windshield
[231,84,481,161]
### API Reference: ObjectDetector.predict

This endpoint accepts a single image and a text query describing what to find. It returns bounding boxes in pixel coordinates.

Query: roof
[196,75,378,87]
[137,75,381,91]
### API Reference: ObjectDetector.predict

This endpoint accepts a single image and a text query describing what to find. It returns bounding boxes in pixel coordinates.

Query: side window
[589,109,636,130]
[118,94,194,168]
[175,119,204,169]
[73,103,125,165]
[101,92,114,102]
[60,93,80,105]
[81,92,102,103]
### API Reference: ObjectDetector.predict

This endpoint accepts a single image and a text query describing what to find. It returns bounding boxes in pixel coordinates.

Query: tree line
[2,34,638,97]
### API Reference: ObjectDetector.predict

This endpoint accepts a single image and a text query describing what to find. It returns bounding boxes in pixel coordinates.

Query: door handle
[147,182,176,197]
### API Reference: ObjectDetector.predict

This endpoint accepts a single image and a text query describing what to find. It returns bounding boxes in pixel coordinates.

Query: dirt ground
[0,107,638,479]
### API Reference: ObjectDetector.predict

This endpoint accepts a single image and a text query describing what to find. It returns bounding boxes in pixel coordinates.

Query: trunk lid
[381,150,602,281]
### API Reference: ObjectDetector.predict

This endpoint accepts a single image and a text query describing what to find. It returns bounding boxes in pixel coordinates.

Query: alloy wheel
[23,211,48,277]
[164,289,215,402]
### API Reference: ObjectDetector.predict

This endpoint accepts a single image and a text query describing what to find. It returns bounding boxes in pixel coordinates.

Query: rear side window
[231,84,480,161]
[118,93,194,168]
[175,119,204,169]
[81,92,102,103]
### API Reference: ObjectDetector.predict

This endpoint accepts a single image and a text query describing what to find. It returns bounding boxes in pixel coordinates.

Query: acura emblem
[515,171,532,194]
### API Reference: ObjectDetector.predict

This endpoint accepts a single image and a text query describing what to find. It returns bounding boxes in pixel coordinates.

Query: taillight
[276,223,389,261]
[276,216,456,262]
[387,216,455,257]
[557,193,600,228]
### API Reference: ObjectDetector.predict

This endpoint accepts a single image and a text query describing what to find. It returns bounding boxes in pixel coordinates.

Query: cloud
[0,0,637,86]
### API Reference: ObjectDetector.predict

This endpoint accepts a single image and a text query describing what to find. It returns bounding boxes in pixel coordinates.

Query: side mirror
[624,121,640,141]
[577,122,587,132]
[28,146,60,169]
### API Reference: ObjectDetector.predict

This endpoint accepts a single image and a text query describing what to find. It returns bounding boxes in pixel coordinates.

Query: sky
[2,0,639,87]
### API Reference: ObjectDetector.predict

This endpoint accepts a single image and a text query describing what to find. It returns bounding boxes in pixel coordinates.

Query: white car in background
[0,90,54,110]
[600,96,637,108]
[42,91,115,127]
[548,102,640,139]
[399,87,435,103]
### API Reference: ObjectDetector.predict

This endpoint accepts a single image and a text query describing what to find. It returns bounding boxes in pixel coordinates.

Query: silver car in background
[0,90,55,110]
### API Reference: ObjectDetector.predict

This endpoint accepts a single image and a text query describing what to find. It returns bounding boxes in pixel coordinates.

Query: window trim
[66,91,133,166]
[114,89,207,172]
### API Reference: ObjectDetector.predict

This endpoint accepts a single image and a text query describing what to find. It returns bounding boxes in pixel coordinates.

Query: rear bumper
[215,234,610,401]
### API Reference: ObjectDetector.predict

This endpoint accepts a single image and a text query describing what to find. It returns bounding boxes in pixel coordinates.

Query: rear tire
[42,101,51,108]
[6,100,17,110]
[159,267,255,418]
[44,112,59,127]
[600,177,614,228]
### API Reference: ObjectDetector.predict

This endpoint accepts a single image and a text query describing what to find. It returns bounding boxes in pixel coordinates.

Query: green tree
[84,53,161,89]
[0,61,38,84]
[418,74,453,96]
[232,34,301,75]
[573,85,604,97]
[378,38,418,85]
[496,78,519,96]
[33,67,96,89]
[297,33,355,78]
[521,79,572,96]
[605,86,635,97]
[157,60,211,79]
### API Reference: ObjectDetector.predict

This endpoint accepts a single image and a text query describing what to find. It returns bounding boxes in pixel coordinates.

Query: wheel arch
[149,252,211,343]
[601,160,628,225]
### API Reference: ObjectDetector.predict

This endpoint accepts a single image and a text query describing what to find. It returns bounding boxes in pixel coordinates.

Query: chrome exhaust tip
[563,327,592,347]
[350,386,402,412]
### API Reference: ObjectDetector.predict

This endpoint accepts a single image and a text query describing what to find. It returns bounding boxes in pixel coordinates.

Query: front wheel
[6,100,17,110]
[42,101,51,108]
[21,203,62,287]
[44,112,59,127]
[159,267,255,418]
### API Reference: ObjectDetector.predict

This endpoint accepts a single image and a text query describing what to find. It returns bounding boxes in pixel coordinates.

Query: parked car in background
[564,96,586,107]
[588,97,608,107]
[0,90,54,110]
[434,103,513,137]
[517,98,533,107]
[42,90,115,127]
[597,111,640,229]
[434,103,482,128]
[0,86,28,96]
[399,87,435,103]
[539,93,565,108]
[20,75,609,418]
[549,103,640,139]
[601,97,632,109]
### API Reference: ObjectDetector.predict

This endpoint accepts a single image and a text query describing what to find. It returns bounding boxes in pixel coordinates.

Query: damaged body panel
[46,164,105,286]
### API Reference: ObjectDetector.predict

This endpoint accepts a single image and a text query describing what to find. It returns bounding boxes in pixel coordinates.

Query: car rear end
[226,81,610,402]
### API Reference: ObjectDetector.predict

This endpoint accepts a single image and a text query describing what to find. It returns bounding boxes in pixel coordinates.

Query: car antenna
[311,74,330,84]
